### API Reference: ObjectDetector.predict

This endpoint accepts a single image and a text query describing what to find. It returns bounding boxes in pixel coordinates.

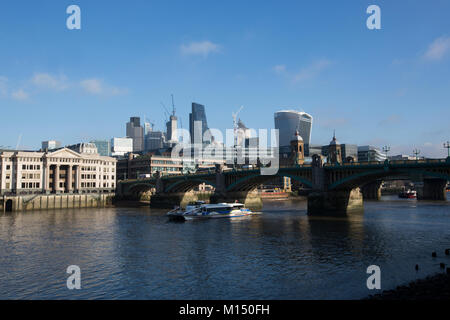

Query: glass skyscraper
[274,110,313,148]
[189,103,210,144]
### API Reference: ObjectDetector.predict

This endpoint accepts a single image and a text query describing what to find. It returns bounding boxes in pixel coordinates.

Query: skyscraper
[145,131,166,151]
[274,110,313,149]
[126,117,144,152]
[189,103,210,144]
[166,115,178,143]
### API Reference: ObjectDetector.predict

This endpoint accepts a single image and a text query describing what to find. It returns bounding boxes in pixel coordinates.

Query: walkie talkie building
[274,110,313,150]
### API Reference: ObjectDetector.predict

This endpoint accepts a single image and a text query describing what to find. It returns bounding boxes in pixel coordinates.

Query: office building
[144,131,166,152]
[126,117,144,152]
[111,137,133,157]
[358,146,387,162]
[0,147,116,195]
[117,153,226,180]
[274,110,313,151]
[91,140,111,157]
[41,140,61,151]
[189,102,211,144]
[389,154,417,161]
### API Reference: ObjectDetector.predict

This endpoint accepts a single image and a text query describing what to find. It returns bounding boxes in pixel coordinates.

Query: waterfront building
[389,154,417,161]
[126,117,144,152]
[0,147,116,195]
[111,137,133,157]
[274,110,313,152]
[358,146,387,162]
[189,102,211,144]
[117,152,226,180]
[117,153,182,180]
[91,140,111,157]
[41,140,61,151]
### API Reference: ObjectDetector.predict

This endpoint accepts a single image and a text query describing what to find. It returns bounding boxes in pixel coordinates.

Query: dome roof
[291,130,303,142]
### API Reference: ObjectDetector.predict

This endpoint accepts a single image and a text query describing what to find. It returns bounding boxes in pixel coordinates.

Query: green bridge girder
[117,158,450,196]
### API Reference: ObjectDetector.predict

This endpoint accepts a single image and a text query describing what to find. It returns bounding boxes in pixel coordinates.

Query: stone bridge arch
[164,178,217,193]
[120,181,157,201]
[224,172,313,192]
[328,166,450,201]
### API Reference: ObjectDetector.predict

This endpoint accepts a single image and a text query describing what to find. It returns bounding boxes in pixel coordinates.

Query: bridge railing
[322,158,448,168]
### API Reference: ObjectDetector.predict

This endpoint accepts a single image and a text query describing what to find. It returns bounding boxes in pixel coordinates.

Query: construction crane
[16,133,23,150]
[232,106,244,147]
[161,102,170,122]
[171,94,176,117]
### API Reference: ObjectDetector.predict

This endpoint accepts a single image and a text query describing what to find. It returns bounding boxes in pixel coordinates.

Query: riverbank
[1,193,114,212]
[366,272,450,300]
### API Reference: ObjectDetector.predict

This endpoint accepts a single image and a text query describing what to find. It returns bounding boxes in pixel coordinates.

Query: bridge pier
[417,179,447,201]
[307,188,363,216]
[210,190,263,211]
[150,191,200,209]
[361,181,382,200]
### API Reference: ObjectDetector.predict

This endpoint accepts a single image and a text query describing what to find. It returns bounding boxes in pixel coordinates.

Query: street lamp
[413,149,420,160]
[382,145,390,160]
[444,141,450,158]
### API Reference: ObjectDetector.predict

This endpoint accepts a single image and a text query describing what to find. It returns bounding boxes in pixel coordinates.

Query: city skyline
[0,1,449,157]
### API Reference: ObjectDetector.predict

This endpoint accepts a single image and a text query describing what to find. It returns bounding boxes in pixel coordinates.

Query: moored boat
[398,190,417,199]
[167,201,253,221]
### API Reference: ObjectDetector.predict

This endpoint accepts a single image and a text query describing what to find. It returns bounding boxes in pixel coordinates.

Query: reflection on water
[0,194,449,299]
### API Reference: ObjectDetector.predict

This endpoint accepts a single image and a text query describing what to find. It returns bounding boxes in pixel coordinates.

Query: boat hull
[167,208,253,221]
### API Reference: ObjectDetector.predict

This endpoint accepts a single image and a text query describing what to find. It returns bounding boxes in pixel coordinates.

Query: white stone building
[0,146,117,195]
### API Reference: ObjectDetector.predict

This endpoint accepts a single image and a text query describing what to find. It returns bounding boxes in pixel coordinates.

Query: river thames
[1,195,449,299]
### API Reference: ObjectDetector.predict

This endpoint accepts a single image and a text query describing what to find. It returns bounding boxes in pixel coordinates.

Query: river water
[1,194,449,300]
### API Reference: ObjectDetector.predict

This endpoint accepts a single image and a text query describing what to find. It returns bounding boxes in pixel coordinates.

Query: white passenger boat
[167,201,253,221]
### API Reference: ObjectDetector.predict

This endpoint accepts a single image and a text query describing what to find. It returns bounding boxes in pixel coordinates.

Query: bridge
[116,157,450,215]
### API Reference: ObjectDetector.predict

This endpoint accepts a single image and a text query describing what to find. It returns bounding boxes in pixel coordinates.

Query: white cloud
[80,78,127,96]
[180,41,220,57]
[31,73,68,90]
[293,59,332,82]
[80,79,103,94]
[424,36,450,61]
[11,89,29,101]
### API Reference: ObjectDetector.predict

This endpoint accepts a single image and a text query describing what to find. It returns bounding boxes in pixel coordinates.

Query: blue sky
[0,0,449,157]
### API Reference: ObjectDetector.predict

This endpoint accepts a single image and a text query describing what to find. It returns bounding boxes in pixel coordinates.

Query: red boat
[398,190,417,199]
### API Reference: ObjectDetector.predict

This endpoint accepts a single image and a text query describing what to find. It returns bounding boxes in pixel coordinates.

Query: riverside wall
[0,193,115,213]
